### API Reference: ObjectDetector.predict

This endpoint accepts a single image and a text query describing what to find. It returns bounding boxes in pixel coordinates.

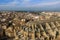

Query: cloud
[0,0,19,6]
[0,0,31,7]
[6,0,19,6]
[22,0,31,3]
[26,1,60,7]
[0,0,60,8]
[39,1,60,6]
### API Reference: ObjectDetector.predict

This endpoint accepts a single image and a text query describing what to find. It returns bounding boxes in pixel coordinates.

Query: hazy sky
[0,0,60,11]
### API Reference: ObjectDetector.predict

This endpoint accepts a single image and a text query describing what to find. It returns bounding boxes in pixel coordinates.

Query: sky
[0,0,60,11]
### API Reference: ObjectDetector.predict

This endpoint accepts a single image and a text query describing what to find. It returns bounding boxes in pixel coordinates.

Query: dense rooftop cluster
[0,11,60,40]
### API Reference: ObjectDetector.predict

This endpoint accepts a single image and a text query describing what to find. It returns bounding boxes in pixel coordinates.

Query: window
[28,27,33,32]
